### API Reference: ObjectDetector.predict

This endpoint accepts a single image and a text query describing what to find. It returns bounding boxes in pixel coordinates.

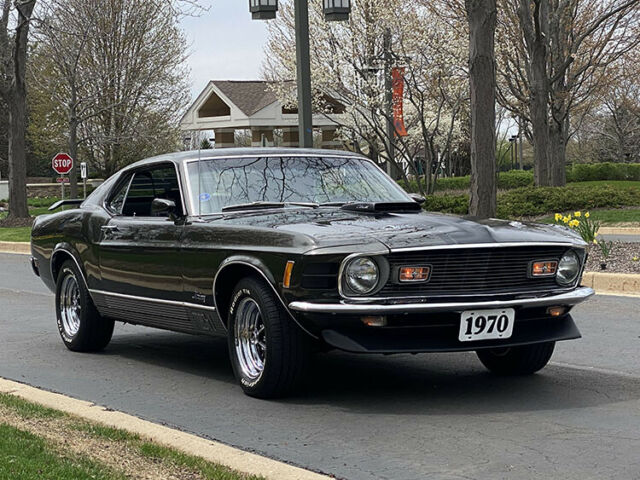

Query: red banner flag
[392,67,408,137]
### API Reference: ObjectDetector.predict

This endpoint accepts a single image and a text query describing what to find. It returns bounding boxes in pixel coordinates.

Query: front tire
[476,342,555,375]
[55,260,114,352]
[227,277,309,398]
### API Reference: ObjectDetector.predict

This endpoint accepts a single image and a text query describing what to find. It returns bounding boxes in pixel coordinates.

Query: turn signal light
[399,266,431,282]
[361,316,387,327]
[283,260,294,288]
[532,261,558,276]
[547,306,566,317]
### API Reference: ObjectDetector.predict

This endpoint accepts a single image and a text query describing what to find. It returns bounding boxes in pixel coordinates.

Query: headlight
[557,250,581,285]
[344,257,379,295]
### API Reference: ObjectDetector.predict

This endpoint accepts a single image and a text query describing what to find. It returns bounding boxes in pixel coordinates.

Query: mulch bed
[585,242,640,274]
[0,216,34,228]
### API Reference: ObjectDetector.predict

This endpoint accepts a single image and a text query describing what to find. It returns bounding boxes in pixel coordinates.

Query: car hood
[222,208,585,250]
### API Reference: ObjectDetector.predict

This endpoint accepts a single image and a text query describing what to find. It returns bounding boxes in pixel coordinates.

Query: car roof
[124,148,365,171]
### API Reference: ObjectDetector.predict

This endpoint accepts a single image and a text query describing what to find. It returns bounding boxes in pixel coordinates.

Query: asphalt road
[1,252,639,480]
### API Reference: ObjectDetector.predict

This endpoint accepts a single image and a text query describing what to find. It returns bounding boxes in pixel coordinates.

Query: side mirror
[409,193,426,205]
[151,198,177,218]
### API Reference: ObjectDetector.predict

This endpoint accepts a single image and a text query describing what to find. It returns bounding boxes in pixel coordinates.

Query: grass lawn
[0,393,264,480]
[0,205,52,242]
[538,208,640,225]
[0,424,122,480]
[0,226,31,242]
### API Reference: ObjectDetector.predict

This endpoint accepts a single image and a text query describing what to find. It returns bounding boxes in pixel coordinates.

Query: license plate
[458,308,515,342]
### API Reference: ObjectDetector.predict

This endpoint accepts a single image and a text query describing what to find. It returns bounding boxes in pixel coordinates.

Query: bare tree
[498,0,640,186]
[0,0,36,219]
[263,0,469,197]
[466,0,497,218]
[31,0,194,181]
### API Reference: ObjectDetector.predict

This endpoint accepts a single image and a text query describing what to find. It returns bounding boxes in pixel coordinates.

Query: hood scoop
[340,202,422,213]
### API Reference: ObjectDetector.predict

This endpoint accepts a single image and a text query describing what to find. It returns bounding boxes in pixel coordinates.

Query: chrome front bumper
[288,287,595,314]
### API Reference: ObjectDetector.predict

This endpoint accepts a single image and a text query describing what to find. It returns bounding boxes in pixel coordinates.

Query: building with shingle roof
[180,80,345,149]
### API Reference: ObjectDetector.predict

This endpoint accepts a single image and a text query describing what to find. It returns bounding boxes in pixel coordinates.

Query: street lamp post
[294,0,314,148]
[250,0,351,148]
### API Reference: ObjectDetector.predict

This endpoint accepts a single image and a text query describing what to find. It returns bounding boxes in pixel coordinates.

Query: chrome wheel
[59,271,81,337]
[234,297,267,380]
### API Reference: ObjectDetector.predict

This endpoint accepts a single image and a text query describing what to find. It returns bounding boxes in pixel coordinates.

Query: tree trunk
[466,0,497,218]
[516,0,551,187]
[529,45,551,186]
[548,119,566,186]
[7,95,29,218]
[6,0,36,219]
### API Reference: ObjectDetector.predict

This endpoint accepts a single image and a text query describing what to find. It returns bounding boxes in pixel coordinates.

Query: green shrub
[402,163,640,193]
[435,176,471,191]
[421,184,640,218]
[497,170,534,189]
[567,162,640,182]
[496,185,640,218]
[422,194,469,215]
[400,170,534,193]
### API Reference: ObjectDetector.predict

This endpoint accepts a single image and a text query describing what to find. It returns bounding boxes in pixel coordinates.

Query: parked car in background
[30,149,593,398]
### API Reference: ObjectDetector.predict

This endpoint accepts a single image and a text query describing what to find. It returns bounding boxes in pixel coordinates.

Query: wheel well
[214,264,270,327]
[51,250,75,283]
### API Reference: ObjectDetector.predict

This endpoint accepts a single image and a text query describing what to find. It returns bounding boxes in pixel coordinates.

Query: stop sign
[52,153,73,175]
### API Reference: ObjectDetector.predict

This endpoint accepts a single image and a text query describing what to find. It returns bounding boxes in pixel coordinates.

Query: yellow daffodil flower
[574,211,581,217]
[632,256,639,262]
[555,213,562,222]
[569,220,579,227]
[585,212,590,218]
[563,216,570,224]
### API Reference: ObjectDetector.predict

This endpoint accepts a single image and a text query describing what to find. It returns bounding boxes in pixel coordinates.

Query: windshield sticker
[199,193,211,202]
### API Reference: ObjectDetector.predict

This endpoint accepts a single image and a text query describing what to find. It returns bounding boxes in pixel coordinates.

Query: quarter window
[106,174,132,215]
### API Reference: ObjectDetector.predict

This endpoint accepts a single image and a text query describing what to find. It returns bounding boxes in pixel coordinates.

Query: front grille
[377,245,569,297]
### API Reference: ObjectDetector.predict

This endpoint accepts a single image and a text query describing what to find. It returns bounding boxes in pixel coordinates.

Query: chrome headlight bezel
[340,255,389,297]
[556,249,582,286]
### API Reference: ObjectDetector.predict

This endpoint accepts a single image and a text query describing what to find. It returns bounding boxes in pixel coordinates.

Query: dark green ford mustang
[30,148,594,398]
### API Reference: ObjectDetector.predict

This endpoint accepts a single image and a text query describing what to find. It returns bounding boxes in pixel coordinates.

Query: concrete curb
[582,272,640,297]
[0,377,331,480]
[599,227,640,235]
[0,241,30,255]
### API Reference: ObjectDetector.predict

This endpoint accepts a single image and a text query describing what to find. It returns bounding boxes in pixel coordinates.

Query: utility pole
[294,0,314,148]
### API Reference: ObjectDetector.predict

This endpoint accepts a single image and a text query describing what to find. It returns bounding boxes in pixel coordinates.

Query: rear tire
[476,342,555,375]
[55,260,114,352]
[227,277,310,398]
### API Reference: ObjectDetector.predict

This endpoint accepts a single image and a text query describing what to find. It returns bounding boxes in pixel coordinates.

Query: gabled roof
[212,80,285,116]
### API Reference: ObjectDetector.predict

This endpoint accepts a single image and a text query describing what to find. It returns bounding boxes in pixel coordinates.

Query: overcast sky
[180,1,270,99]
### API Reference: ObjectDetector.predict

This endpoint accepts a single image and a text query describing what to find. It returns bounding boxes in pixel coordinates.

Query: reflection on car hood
[222,208,585,250]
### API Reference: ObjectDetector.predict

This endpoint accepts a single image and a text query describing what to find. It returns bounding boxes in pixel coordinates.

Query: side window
[119,164,183,217]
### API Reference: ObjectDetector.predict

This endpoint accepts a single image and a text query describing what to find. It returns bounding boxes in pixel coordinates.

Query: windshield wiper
[221,201,319,212]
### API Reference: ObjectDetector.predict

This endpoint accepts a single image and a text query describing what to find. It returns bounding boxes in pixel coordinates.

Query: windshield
[186,156,411,215]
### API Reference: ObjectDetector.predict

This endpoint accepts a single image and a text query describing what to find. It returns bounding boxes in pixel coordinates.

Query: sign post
[52,153,74,200]
[80,162,87,198]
